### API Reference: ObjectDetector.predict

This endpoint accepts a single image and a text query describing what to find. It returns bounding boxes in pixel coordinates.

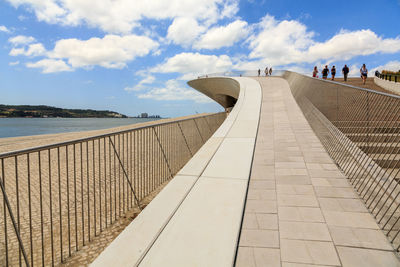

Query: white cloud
[9,43,46,57]
[49,34,158,69]
[248,15,315,65]
[370,61,400,74]
[8,35,36,45]
[247,15,400,66]
[152,52,233,78]
[167,17,205,47]
[0,25,10,33]
[124,74,155,92]
[137,79,212,103]
[307,29,400,62]
[26,59,73,73]
[194,20,249,50]
[6,0,239,34]
[9,61,20,66]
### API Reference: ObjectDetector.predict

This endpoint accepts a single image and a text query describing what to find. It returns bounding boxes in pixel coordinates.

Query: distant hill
[0,104,127,118]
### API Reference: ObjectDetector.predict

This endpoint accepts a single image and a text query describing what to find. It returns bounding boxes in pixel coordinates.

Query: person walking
[322,65,329,80]
[331,66,336,80]
[265,67,268,76]
[360,64,368,85]
[269,67,272,76]
[258,69,261,76]
[312,66,319,78]
[342,64,349,82]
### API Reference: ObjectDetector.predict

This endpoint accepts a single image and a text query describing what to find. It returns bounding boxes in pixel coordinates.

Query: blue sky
[1,0,399,117]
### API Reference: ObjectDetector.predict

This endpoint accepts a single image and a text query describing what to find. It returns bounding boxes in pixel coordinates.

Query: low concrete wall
[374,76,400,95]
[91,77,262,266]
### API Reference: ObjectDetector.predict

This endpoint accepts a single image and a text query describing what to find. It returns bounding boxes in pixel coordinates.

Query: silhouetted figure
[322,65,329,80]
[258,69,261,76]
[342,65,349,81]
[360,64,368,85]
[269,67,272,76]
[331,66,336,80]
[312,66,319,78]
[265,67,268,76]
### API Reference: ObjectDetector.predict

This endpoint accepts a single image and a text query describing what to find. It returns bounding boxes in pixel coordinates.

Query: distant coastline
[0,104,128,118]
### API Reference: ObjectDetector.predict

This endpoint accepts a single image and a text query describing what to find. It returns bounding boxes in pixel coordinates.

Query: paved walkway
[236,77,400,267]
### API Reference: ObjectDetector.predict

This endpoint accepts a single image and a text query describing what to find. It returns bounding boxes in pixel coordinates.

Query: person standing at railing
[269,67,272,76]
[360,64,368,85]
[265,67,268,76]
[342,64,349,82]
[331,66,336,81]
[258,69,261,76]
[322,65,329,80]
[312,66,319,78]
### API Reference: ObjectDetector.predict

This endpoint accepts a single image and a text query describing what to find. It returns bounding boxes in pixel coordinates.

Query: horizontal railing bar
[0,112,224,159]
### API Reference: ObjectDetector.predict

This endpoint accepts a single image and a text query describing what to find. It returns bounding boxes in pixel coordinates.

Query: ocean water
[0,117,160,138]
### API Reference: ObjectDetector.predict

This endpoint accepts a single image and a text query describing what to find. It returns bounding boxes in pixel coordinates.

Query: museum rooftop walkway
[92,74,400,267]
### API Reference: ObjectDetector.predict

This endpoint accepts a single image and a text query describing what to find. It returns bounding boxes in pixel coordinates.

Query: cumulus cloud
[370,61,400,74]
[194,20,249,50]
[9,43,46,57]
[167,17,205,47]
[8,35,36,45]
[247,15,400,66]
[137,79,212,103]
[0,25,10,33]
[152,52,233,78]
[124,74,155,91]
[26,59,73,73]
[9,61,20,66]
[5,0,239,34]
[48,34,159,69]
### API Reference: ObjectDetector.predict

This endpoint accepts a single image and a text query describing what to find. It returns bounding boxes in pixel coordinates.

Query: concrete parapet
[374,76,400,95]
[91,77,262,266]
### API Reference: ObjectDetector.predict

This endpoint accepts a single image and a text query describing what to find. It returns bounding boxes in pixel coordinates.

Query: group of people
[312,64,369,84]
[258,67,273,76]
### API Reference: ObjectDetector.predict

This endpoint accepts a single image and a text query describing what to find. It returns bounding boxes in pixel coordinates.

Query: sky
[1,0,400,117]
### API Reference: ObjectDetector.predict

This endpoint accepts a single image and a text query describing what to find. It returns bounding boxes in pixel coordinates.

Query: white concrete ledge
[374,76,400,95]
[91,77,262,267]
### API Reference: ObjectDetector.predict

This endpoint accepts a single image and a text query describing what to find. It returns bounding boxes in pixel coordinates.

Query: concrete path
[236,77,400,267]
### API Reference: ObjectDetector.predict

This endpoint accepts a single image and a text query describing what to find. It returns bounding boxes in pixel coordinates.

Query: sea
[0,117,160,138]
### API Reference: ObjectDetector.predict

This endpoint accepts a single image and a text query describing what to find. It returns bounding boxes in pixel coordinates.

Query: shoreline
[0,113,210,154]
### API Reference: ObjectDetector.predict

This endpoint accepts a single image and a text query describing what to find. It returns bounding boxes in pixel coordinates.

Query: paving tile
[243,212,259,229]
[282,262,332,267]
[239,229,279,248]
[249,180,276,190]
[253,248,281,267]
[256,214,278,230]
[236,247,256,267]
[277,194,319,207]
[323,211,379,229]
[251,165,275,180]
[279,221,331,241]
[312,178,351,187]
[314,186,358,198]
[275,161,306,169]
[329,226,393,250]
[337,246,400,267]
[318,198,368,212]
[308,169,344,178]
[276,175,311,185]
[276,168,308,176]
[246,200,277,213]
[277,185,315,195]
[247,189,276,200]
[280,239,340,266]
[278,207,325,222]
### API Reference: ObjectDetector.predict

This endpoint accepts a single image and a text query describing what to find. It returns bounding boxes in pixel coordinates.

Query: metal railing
[376,71,400,83]
[197,69,286,78]
[0,112,226,266]
[284,71,400,251]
